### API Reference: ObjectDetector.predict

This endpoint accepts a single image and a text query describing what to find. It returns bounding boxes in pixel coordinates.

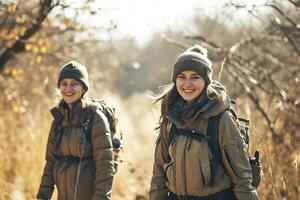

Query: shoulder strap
[50,106,97,150]
[168,124,208,146]
[207,113,223,187]
[166,113,223,187]
[207,114,223,165]
[84,104,97,142]
[206,109,240,186]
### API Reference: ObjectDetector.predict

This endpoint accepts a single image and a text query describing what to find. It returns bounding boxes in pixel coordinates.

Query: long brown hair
[154,84,180,126]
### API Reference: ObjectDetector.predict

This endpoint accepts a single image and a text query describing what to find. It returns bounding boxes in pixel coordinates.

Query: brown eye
[71,82,80,87]
[177,75,185,79]
[60,82,67,86]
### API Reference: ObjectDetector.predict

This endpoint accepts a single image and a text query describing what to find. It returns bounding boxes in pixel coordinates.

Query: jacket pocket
[223,146,238,177]
[199,154,211,186]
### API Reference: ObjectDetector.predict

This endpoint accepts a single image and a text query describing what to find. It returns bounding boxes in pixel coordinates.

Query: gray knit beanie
[171,45,213,84]
[57,61,89,91]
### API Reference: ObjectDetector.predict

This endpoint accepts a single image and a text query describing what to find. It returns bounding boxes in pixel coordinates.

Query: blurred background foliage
[0,0,299,199]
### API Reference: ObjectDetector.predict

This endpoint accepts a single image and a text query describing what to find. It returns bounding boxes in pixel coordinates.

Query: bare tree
[0,0,112,72]
[163,0,300,144]
[0,0,60,71]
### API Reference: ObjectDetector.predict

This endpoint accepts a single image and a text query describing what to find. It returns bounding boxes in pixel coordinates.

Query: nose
[64,84,73,92]
[184,78,193,86]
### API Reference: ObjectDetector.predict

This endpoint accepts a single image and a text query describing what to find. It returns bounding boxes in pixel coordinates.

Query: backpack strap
[168,125,208,145]
[50,105,98,155]
[83,104,98,143]
[167,118,220,187]
[82,103,117,145]
[206,109,242,186]
[166,114,225,187]
[206,114,223,187]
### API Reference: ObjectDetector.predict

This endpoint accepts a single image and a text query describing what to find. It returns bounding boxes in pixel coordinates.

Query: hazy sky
[98,0,226,44]
[65,0,266,45]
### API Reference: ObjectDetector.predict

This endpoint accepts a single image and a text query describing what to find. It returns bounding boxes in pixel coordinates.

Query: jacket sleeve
[91,110,114,200]
[149,128,170,200]
[36,122,57,199]
[218,111,260,200]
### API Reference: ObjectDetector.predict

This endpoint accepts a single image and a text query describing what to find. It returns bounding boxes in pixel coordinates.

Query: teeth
[183,89,193,93]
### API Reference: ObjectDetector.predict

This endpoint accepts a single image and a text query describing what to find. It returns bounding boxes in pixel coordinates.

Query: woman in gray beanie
[36,61,114,200]
[149,45,260,200]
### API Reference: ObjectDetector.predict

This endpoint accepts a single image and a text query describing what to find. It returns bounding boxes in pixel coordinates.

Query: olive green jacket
[37,99,114,200]
[150,84,259,200]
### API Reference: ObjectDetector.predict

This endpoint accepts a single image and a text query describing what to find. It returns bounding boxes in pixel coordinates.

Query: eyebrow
[60,80,80,83]
[178,73,201,76]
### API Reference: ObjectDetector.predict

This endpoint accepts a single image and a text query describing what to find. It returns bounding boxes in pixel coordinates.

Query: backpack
[168,104,261,188]
[50,99,122,172]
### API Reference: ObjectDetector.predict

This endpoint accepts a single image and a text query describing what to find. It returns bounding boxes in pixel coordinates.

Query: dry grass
[0,92,299,200]
[0,91,158,200]
[240,99,300,200]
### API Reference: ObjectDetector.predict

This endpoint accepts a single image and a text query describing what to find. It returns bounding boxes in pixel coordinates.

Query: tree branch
[0,0,57,72]
[184,33,298,141]
[273,18,300,55]
[226,62,283,142]
[287,0,300,7]
[185,35,223,51]
[160,33,189,49]
[224,2,299,28]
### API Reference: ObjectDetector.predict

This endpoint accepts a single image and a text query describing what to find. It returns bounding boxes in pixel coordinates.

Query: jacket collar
[58,98,89,110]
[55,98,89,123]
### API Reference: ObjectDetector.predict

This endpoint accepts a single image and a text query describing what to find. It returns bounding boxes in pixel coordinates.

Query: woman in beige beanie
[37,61,114,200]
[150,45,260,200]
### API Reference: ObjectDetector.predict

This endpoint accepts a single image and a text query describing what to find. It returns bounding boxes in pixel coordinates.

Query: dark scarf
[166,89,209,129]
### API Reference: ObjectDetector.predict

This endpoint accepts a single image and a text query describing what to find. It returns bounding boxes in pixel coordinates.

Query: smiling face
[59,78,84,108]
[175,70,206,102]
